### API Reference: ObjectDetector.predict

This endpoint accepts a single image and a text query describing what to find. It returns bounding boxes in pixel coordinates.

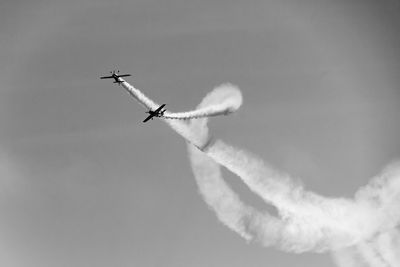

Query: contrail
[117,78,400,266]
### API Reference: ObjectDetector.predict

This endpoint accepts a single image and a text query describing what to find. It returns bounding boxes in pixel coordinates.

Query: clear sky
[1,0,400,266]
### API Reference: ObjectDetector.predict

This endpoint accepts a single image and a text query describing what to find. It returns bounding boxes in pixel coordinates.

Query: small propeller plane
[143,104,166,123]
[100,70,131,85]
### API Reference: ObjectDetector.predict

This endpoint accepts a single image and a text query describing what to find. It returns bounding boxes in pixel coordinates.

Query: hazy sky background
[1,0,400,266]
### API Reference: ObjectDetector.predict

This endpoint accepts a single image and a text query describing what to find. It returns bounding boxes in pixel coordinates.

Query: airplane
[100,70,131,85]
[143,104,166,123]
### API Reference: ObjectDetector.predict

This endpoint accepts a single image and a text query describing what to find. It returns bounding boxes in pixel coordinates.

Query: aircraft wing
[154,104,166,113]
[117,74,131,78]
[143,113,155,123]
[100,76,113,79]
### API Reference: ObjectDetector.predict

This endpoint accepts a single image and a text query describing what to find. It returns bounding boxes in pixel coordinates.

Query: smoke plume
[119,79,400,266]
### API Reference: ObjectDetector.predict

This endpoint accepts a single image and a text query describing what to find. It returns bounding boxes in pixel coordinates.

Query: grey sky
[1,0,399,266]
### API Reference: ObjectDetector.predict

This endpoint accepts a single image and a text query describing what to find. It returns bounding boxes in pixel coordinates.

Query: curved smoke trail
[119,79,400,266]
[120,80,240,121]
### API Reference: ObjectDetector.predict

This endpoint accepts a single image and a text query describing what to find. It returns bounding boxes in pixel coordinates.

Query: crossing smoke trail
[118,78,400,266]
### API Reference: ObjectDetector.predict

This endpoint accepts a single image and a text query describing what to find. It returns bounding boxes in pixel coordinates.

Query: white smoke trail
[357,242,390,267]
[187,144,283,243]
[379,229,400,266]
[120,81,240,121]
[334,229,400,267]
[117,78,400,266]
[205,142,400,253]
[332,229,400,267]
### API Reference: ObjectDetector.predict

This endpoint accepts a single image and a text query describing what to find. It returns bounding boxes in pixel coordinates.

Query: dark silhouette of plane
[143,104,166,123]
[100,70,131,85]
